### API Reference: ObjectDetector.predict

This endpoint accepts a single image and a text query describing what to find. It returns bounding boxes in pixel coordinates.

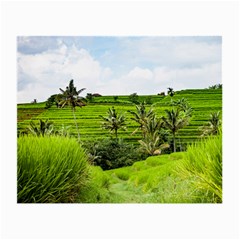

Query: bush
[83,138,146,170]
[17,136,90,203]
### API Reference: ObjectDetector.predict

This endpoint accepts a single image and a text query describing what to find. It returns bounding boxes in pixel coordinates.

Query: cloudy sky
[17,36,222,103]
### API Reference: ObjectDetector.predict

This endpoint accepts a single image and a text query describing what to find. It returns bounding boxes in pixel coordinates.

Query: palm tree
[27,119,54,136]
[58,79,86,140]
[200,111,221,136]
[100,107,127,139]
[171,97,193,117]
[167,87,175,97]
[162,108,190,152]
[138,116,169,155]
[128,102,155,137]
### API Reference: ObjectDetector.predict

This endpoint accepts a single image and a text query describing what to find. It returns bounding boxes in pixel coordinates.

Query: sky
[17,36,222,103]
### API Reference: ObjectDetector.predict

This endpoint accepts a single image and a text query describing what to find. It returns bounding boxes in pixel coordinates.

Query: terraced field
[17,88,222,147]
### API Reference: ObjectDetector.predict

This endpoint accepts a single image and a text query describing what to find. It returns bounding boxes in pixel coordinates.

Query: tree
[167,87,175,97]
[58,79,86,140]
[27,119,54,136]
[129,93,139,104]
[171,97,193,117]
[86,93,94,103]
[99,107,127,139]
[138,116,169,155]
[128,102,155,137]
[200,111,221,136]
[162,108,190,152]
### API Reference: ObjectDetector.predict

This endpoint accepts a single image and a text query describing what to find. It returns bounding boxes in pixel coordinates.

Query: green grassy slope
[17,88,222,146]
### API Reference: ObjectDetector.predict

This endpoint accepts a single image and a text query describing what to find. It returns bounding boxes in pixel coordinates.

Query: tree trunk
[72,109,80,141]
[173,133,176,152]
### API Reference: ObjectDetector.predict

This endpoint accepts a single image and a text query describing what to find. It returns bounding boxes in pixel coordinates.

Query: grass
[100,134,222,203]
[18,136,90,203]
[176,132,222,203]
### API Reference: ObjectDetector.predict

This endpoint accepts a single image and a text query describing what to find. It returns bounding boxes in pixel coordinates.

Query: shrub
[176,132,222,203]
[17,136,90,203]
[83,138,146,170]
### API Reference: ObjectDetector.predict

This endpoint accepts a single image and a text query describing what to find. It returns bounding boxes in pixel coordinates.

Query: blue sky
[17,36,222,103]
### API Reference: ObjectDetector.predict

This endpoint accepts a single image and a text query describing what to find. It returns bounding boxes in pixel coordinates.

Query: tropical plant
[83,138,143,170]
[58,79,86,140]
[129,93,139,104]
[27,119,54,136]
[177,131,222,203]
[162,108,190,152]
[128,102,155,137]
[167,87,175,97]
[17,136,90,203]
[200,111,222,136]
[99,107,127,139]
[138,116,169,156]
[171,97,193,117]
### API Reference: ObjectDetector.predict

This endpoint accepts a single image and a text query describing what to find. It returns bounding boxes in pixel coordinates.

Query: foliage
[208,84,222,89]
[99,107,127,139]
[17,136,90,203]
[162,107,191,152]
[129,93,139,104]
[167,87,175,97]
[59,79,86,109]
[77,166,111,203]
[128,102,155,137]
[86,93,94,103]
[83,138,146,170]
[138,116,169,155]
[113,96,118,102]
[176,132,222,203]
[200,111,222,136]
[58,79,86,140]
[45,94,59,109]
[170,97,193,117]
[27,119,54,136]
[17,88,222,147]
[145,96,153,105]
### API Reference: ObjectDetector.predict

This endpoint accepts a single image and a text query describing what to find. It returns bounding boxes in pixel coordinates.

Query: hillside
[17,88,222,148]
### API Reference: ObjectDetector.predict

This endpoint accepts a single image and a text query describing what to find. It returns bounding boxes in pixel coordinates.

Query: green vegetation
[17,88,222,148]
[17,136,90,203]
[17,86,222,203]
[58,79,87,140]
[100,107,127,139]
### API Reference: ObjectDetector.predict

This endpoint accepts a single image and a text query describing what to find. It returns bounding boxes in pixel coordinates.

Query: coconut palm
[27,119,54,136]
[128,102,155,137]
[162,108,190,152]
[200,111,221,136]
[58,79,86,140]
[100,107,127,139]
[171,97,193,117]
[138,116,169,155]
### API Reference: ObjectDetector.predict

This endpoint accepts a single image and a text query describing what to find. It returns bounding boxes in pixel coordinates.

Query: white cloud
[17,37,222,102]
[97,63,221,95]
[18,44,111,103]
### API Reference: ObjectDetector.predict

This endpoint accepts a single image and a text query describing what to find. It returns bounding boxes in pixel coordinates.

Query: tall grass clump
[177,132,222,203]
[18,136,90,203]
[77,166,111,203]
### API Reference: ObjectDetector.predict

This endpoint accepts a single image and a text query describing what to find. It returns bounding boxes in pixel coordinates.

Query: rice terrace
[17,36,222,203]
